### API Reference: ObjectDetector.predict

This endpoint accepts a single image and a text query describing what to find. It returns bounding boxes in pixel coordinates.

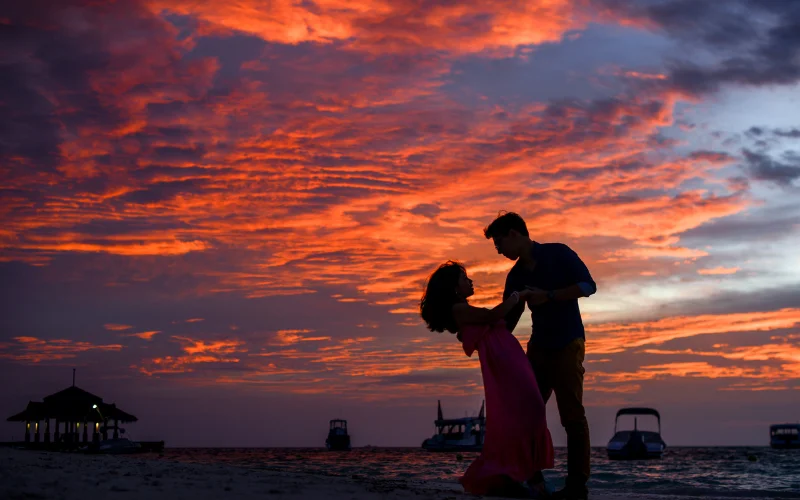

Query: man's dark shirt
[503,242,596,351]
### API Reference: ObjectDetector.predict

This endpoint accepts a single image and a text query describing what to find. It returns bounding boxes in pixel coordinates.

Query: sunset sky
[1,0,799,447]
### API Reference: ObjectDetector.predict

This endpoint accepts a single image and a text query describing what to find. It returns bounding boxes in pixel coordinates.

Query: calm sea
[155,447,800,498]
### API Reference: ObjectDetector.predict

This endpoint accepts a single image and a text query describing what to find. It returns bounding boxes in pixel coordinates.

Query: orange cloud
[590,359,799,391]
[643,343,800,364]
[0,337,124,363]
[272,329,332,346]
[149,0,582,54]
[18,238,208,257]
[587,338,800,392]
[624,71,667,80]
[698,266,740,275]
[587,308,800,354]
[172,336,245,355]
[125,331,161,340]
[104,324,133,331]
[134,335,247,375]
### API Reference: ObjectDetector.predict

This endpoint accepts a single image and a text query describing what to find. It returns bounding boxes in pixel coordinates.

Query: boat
[421,400,485,452]
[607,407,666,460]
[770,424,800,449]
[325,419,351,451]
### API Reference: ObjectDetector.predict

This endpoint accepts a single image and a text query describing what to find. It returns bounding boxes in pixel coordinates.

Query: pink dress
[459,320,554,495]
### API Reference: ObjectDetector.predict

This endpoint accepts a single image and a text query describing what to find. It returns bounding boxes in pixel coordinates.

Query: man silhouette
[484,212,596,500]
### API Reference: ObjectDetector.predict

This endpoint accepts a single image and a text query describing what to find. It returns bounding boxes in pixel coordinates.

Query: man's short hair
[483,212,529,239]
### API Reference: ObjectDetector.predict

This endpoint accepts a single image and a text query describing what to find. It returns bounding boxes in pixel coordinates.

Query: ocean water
[156,447,800,498]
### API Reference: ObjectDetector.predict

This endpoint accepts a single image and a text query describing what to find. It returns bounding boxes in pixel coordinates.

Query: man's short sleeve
[559,244,596,294]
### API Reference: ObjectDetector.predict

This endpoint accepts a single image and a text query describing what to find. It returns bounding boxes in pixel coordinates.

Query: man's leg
[551,338,590,497]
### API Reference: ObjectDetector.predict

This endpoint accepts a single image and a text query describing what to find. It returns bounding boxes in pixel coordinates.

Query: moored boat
[326,419,351,451]
[607,407,666,460]
[421,400,484,452]
[770,423,800,449]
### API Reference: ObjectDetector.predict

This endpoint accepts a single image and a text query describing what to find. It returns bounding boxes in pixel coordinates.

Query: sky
[1,0,799,448]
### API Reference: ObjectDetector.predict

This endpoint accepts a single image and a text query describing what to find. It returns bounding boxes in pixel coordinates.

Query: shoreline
[0,448,786,500]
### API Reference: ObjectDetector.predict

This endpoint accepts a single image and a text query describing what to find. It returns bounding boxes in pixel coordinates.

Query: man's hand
[524,286,550,306]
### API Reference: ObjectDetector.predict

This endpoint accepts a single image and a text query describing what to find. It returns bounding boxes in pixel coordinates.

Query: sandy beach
[1,447,753,500]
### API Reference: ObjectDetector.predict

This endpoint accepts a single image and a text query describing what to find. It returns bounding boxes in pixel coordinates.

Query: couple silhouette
[421,212,596,499]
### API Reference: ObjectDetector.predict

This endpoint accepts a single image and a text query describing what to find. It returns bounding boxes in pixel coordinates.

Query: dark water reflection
[157,447,800,497]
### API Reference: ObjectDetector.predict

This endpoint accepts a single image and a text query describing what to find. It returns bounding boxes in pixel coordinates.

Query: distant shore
[0,447,764,500]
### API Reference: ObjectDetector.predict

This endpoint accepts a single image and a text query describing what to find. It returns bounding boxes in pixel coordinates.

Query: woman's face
[455,271,474,299]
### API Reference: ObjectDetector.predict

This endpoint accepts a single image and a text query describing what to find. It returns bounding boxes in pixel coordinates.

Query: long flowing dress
[459,319,554,495]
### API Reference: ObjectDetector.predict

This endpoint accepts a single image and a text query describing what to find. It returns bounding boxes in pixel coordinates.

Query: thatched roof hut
[6,378,138,446]
[7,386,137,423]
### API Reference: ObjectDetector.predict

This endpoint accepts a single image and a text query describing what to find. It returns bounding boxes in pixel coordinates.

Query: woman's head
[420,261,473,333]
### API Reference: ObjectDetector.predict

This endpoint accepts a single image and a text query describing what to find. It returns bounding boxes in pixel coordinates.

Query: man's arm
[527,245,596,305]
[554,244,596,299]
[503,273,525,332]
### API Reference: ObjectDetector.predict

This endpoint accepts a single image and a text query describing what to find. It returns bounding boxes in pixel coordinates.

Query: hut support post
[44,418,50,443]
[82,420,88,443]
[24,421,30,443]
[34,421,40,443]
[102,418,108,440]
[54,419,60,442]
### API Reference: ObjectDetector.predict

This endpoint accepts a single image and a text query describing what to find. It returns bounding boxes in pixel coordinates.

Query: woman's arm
[453,291,527,327]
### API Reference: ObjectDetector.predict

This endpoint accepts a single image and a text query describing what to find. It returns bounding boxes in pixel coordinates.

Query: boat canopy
[614,407,661,433]
[329,419,347,429]
[770,423,800,431]
[434,400,484,427]
[616,407,660,419]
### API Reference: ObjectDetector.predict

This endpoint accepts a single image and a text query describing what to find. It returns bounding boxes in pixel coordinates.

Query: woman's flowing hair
[420,261,465,334]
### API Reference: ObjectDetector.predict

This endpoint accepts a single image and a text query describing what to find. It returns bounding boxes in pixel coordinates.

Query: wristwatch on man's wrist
[547,290,556,302]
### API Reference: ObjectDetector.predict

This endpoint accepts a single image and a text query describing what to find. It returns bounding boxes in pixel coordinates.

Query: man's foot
[550,485,588,500]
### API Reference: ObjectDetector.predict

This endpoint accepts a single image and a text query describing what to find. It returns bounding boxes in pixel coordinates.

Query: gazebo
[6,377,137,447]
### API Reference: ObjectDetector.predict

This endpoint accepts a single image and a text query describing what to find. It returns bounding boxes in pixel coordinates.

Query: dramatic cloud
[149,0,583,53]
[741,148,800,187]
[2,0,799,445]
[595,0,800,94]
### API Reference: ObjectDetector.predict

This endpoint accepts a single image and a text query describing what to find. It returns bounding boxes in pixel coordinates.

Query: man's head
[483,212,530,260]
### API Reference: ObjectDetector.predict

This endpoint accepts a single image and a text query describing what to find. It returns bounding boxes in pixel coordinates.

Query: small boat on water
[325,419,351,451]
[421,400,485,452]
[770,424,800,449]
[607,407,666,460]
